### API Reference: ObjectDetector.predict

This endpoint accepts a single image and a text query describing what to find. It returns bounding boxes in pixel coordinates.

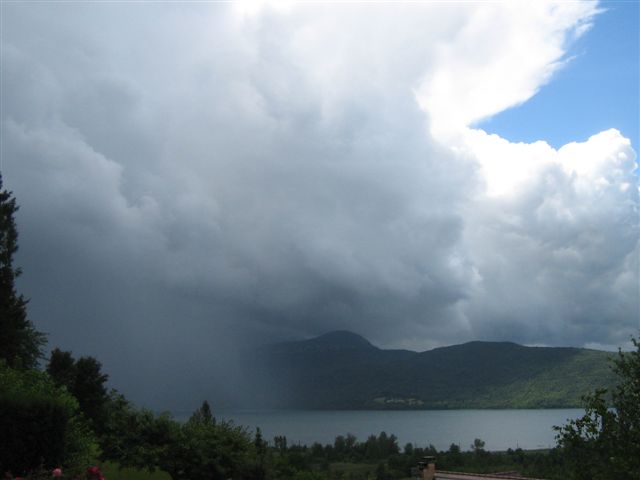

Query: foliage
[99,391,177,469]
[99,399,258,480]
[471,438,485,452]
[252,427,268,480]
[47,349,76,388]
[101,462,171,480]
[0,361,99,476]
[555,337,640,480]
[0,176,45,369]
[47,348,110,434]
[158,401,254,480]
[261,431,567,480]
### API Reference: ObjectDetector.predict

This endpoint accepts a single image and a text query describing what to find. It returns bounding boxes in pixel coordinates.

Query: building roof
[436,471,546,480]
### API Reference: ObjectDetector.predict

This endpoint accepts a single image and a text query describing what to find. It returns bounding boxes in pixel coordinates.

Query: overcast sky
[1,1,638,409]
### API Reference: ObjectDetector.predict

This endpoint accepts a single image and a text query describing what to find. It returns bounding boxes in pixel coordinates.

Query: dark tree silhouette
[0,175,45,368]
[47,348,109,434]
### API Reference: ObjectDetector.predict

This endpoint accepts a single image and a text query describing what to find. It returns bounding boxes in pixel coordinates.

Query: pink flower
[53,468,63,477]
[87,466,103,480]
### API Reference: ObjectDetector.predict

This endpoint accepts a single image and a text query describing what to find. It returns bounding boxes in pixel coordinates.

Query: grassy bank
[100,462,171,480]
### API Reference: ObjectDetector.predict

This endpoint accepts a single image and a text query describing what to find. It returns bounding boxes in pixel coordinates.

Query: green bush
[0,361,99,476]
[555,337,640,479]
[159,407,254,480]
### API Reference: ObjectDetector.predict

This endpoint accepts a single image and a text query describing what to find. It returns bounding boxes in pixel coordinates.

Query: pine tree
[0,175,45,368]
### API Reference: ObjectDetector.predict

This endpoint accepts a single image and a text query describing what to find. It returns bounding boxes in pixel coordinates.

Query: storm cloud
[1,1,637,408]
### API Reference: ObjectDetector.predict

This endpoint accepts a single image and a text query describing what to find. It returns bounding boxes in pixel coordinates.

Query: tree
[190,399,215,425]
[274,435,288,453]
[555,337,640,479]
[0,361,99,475]
[47,348,77,391]
[47,349,109,434]
[403,443,414,456]
[74,356,109,431]
[158,404,254,480]
[471,438,485,453]
[0,175,45,368]
[253,427,268,480]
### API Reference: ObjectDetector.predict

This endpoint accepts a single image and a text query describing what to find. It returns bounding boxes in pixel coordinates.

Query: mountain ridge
[254,331,616,410]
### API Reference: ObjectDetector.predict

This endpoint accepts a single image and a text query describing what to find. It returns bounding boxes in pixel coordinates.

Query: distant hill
[252,331,616,409]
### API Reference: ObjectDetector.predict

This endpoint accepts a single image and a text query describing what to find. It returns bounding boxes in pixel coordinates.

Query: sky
[478,1,639,149]
[1,1,638,409]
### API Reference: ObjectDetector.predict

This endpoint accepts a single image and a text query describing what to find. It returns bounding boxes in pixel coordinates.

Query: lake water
[174,409,584,452]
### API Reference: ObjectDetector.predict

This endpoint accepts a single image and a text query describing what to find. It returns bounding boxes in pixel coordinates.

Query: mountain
[253,331,616,409]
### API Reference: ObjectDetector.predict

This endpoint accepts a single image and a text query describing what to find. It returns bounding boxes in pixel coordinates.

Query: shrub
[158,402,254,480]
[555,337,640,479]
[0,361,99,476]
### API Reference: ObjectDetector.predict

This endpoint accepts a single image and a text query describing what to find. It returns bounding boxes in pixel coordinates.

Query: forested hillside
[254,331,615,409]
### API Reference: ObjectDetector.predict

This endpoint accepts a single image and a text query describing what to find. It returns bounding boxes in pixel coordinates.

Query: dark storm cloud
[1,2,637,408]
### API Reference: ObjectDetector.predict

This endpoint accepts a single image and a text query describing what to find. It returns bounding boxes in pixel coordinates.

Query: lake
[174,408,584,452]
